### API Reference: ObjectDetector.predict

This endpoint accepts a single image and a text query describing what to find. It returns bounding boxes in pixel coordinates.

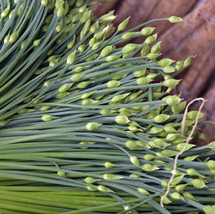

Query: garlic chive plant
[0,0,215,213]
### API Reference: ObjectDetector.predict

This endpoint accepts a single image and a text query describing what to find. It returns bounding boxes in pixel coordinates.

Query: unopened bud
[84,177,100,184]
[130,156,140,167]
[168,16,183,23]
[100,45,113,57]
[115,115,130,125]
[163,66,176,73]
[103,173,122,180]
[67,50,76,65]
[122,32,137,40]
[42,114,57,122]
[159,58,175,67]
[117,17,130,31]
[141,27,156,36]
[140,45,149,56]
[145,33,157,45]
[153,114,170,123]
[86,122,101,131]
[192,179,206,189]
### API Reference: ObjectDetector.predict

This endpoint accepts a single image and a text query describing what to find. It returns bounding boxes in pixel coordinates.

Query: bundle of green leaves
[0,0,215,213]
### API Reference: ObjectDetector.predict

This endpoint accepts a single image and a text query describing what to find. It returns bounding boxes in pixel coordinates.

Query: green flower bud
[192,179,206,189]
[153,114,170,123]
[119,108,130,116]
[159,58,175,67]
[92,40,103,50]
[162,197,172,205]
[111,93,129,102]
[122,32,137,40]
[1,5,10,18]
[140,45,149,56]
[71,73,84,82]
[80,10,92,23]
[163,96,181,105]
[56,92,70,99]
[42,114,57,122]
[57,7,64,18]
[170,192,183,200]
[176,143,195,151]
[100,45,113,57]
[58,83,73,93]
[166,133,179,141]
[90,21,99,33]
[74,66,86,73]
[137,188,150,195]
[43,81,50,87]
[151,41,162,54]
[41,0,48,6]
[130,156,140,167]
[40,106,51,111]
[168,16,183,23]
[67,50,76,65]
[171,175,184,187]
[142,164,159,172]
[78,44,86,53]
[184,155,198,162]
[183,192,197,201]
[100,109,111,115]
[97,185,114,193]
[133,69,147,77]
[163,79,181,88]
[161,149,178,157]
[129,174,140,178]
[204,205,215,214]
[104,162,116,169]
[107,80,121,88]
[84,177,100,184]
[141,27,156,36]
[106,55,121,62]
[57,171,66,177]
[147,53,161,60]
[117,17,130,31]
[86,122,101,131]
[187,168,205,178]
[175,61,184,71]
[163,66,176,73]
[209,141,215,150]
[4,34,10,44]
[184,55,196,67]
[187,111,204,120]
[136,140,150,149]
[103,173,122,180]
[126,140,138,150]
[128,125,138,133]
[115,115,130,125]
[143,154,156,161]
[67,36,76,49]
[149,140,169,149]
[175,184,188,192]
[161,180,168,187]
[136,77,150,85]
[122,43,139,54]
[9,31,19,44]
[86,186,96,191]
[145,33,157,45]
[79,5,86,13]
[207,160,215,170]
[101,11,116,22]
[150,127,163,134]
[82,98,93,105]
[33,38,42,47]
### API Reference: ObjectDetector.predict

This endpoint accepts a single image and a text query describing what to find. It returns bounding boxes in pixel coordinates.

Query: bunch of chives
[0,0,215,214]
